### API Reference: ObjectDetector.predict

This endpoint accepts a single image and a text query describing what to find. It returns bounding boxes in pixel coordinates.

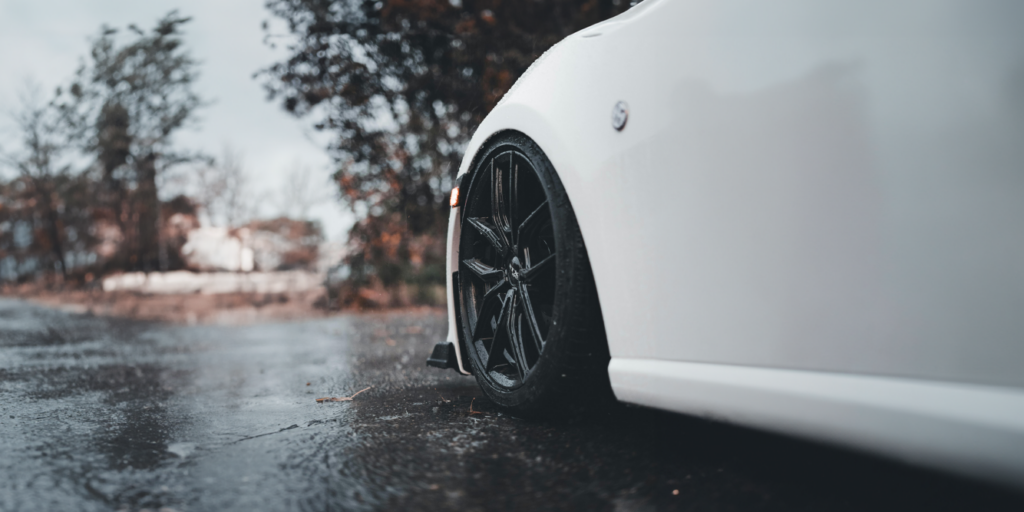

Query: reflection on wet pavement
[1,297,1023,511]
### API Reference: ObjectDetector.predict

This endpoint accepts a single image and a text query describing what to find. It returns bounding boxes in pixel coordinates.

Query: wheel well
[452,129,610,376]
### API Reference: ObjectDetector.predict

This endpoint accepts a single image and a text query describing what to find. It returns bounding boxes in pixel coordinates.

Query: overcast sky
[0,0,353,240]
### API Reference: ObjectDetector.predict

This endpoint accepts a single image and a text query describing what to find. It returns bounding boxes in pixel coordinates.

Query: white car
[427,0,1024,489]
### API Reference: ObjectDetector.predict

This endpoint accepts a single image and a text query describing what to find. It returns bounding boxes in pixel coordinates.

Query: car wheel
[458,131,610,417]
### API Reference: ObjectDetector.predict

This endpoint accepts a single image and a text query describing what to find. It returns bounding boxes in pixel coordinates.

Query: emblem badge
[612,101,629,131]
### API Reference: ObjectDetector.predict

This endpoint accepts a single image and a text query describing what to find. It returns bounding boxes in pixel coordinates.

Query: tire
[457,131,611,417]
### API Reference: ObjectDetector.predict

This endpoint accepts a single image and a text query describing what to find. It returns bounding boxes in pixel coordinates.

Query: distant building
[180,217,340,273]
[181,227,254,272]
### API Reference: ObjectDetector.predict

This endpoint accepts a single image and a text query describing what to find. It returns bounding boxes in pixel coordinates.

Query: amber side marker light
[450,187,461,207]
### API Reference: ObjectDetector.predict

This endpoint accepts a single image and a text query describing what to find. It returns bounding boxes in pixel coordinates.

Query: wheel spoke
[507,309,528,380]
[485,289,516,372]
[501,349,517,371]
[466,217,507,253]
[490,158,511,246]
[517,284,545,353]
[517,200,549,245]
[472,291,503,343]
[462,258,502,282]
[484,344,503,372]
[510,160,519,246]
[482,278,510,305]
[521,253,555,283]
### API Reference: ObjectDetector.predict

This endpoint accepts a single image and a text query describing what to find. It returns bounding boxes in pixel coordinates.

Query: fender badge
[612,101,629,131]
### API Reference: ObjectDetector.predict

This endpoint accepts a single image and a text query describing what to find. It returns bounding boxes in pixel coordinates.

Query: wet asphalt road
[2,298,1023,511]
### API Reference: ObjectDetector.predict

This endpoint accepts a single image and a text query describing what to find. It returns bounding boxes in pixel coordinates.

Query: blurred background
[0,0,634,321]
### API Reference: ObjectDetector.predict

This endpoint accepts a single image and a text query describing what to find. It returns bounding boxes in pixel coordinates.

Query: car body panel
[445,0,1024,484]
[610,357,1024,488]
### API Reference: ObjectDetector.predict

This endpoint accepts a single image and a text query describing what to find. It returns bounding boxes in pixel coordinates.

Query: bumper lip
[426,342,461,370]
[445,204,473,375]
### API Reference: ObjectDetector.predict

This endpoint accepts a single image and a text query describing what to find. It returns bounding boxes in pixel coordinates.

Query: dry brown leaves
[315,386,372,403]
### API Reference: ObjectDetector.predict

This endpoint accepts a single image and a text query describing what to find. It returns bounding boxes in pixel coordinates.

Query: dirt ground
[2,284,443,325]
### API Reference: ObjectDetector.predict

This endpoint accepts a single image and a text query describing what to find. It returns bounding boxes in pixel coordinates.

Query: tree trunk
[31,178,67,279]
[135,153,161,272]
[157,197,168,272]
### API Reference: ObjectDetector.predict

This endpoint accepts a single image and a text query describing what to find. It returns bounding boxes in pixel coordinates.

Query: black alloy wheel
[458,131,610,417]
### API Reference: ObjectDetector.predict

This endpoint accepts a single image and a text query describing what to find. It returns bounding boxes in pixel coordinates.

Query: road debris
[316,386,372,403]
[469,397,483,415]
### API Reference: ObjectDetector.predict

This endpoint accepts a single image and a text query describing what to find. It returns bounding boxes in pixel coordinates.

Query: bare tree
[57,11,205,272]
[193,145,253,227]
[278,160,329,221]
[0,83,76,278]
[220,148,252,228]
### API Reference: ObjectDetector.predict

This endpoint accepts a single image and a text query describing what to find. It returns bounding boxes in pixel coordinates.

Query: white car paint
[445,0,1024,486]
